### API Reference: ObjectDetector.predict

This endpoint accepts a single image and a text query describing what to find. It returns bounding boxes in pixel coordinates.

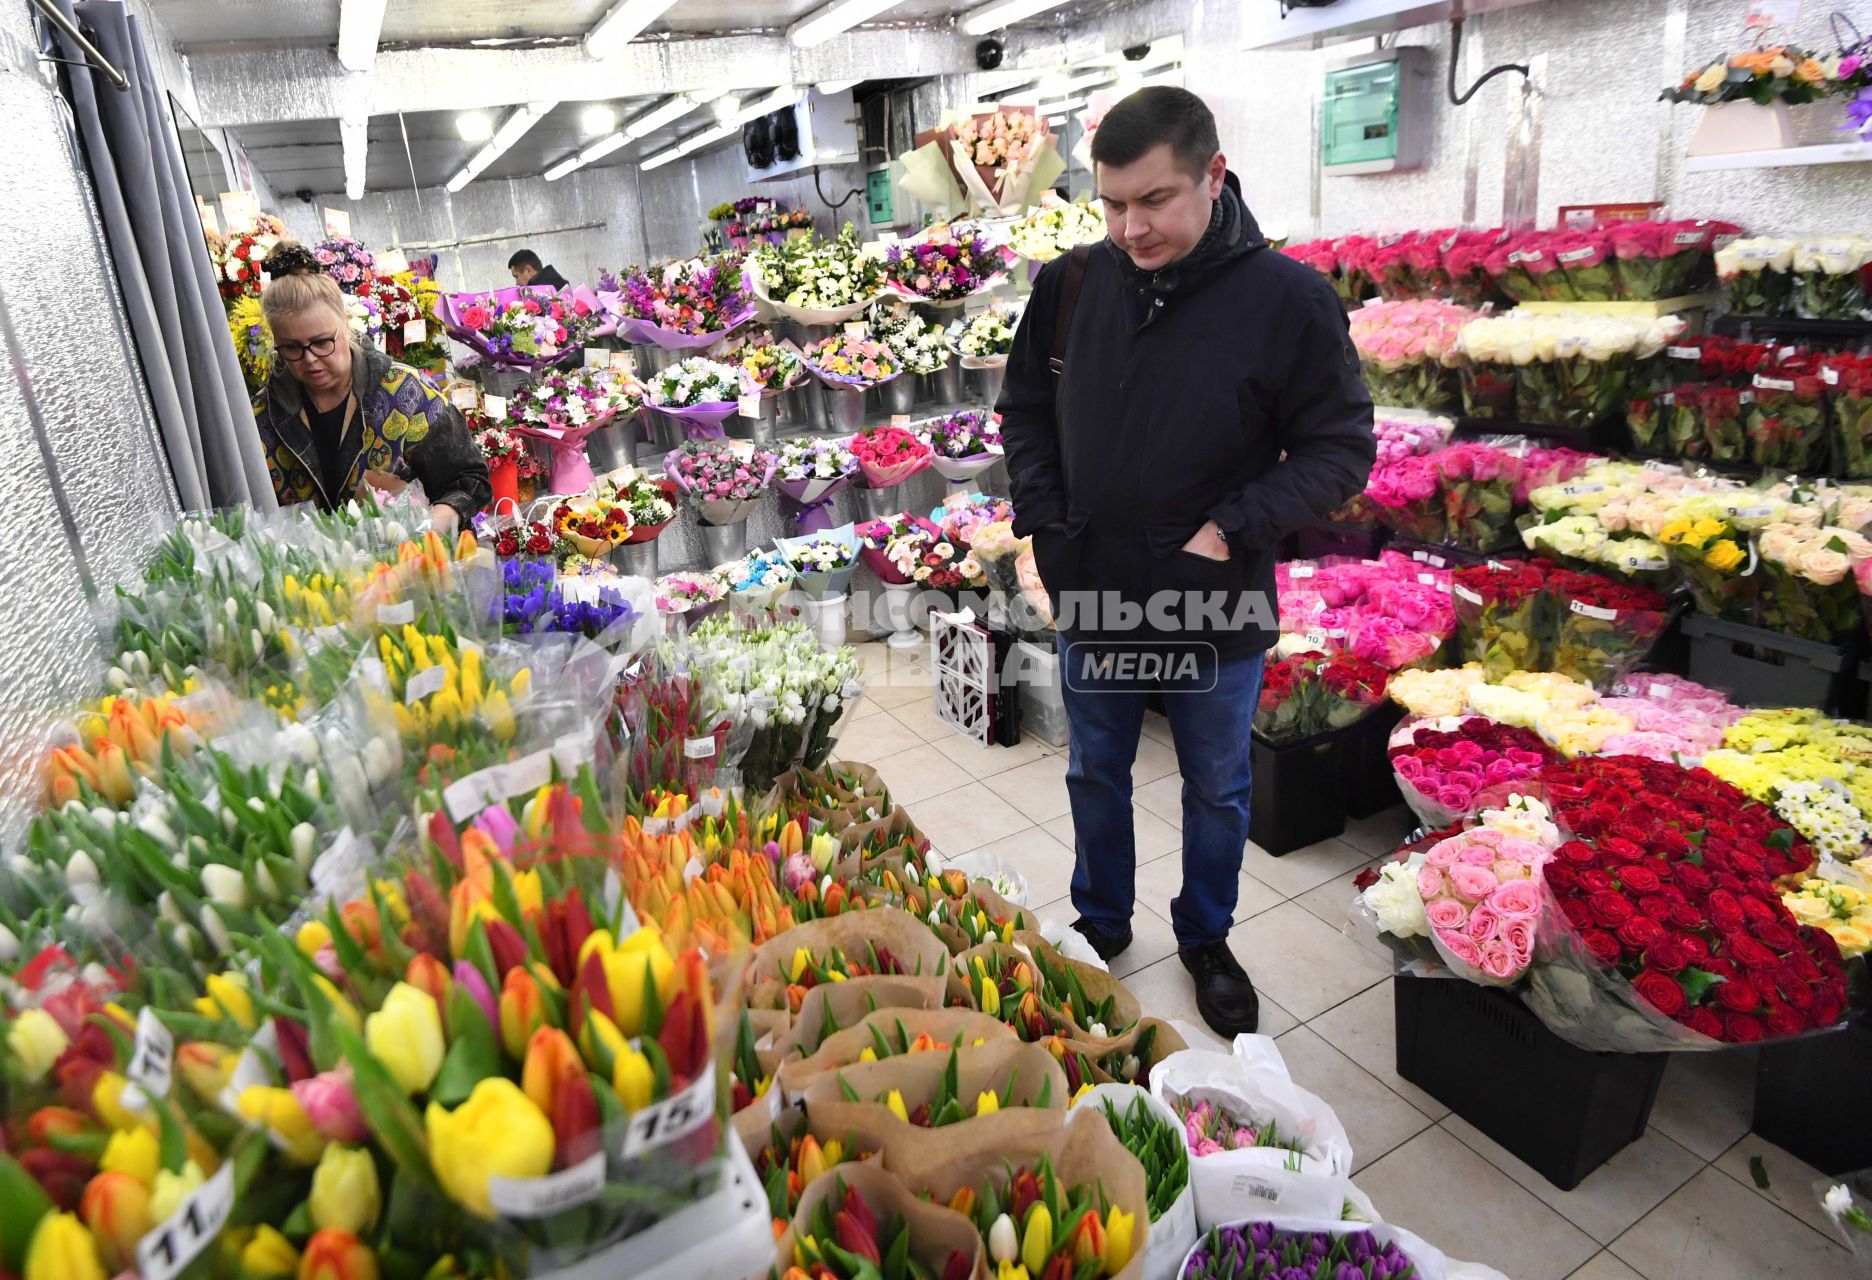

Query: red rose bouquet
[1541,571,1670,691]
[1444,230,1508,306]
[1255,652,1389,745]
[1830,354,1872,479]
[1452,560,1549,679]
[1528,755,1844,1052]
[1387,717,1557,830]
[1746,355,1830,471]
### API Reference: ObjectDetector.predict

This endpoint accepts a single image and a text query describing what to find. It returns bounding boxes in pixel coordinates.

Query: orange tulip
[80,1171,153,1271]
[26,1106,95,1145]
[404,953,452,1016]
[498,968,547,1060]
[298,1229,379,1280]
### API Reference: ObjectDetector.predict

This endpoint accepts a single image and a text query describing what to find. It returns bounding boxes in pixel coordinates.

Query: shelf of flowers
[0,492,1529,1280]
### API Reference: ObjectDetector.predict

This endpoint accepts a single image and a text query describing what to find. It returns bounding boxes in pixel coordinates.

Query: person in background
[997,87,1375,1037]
[508,249,569,290]
[254,242,490,529]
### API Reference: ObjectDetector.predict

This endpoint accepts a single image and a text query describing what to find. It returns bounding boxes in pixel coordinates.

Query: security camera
[295,188,315,204]
[1122,43,1151,61]
[975,38,1004,71]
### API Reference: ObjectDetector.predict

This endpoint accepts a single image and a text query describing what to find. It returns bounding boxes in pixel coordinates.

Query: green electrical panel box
[867,168,896,226]
[1322,47,1428,176]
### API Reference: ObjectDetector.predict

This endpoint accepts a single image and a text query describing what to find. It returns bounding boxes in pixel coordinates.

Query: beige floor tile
[888,697,967,744]
[932,732,1053,779]
[1342,805,1419,856]
[1224,901,1389,1021]
[958,824,1077,910]
[1609,1167,1850,1280]
[1044,806,1181,864]
[867,663,937,710]
[1566,1251,1645,1280]
[1133,773,1185,828]
[1648,1048,1758,1161]
[1130,732,1181,785]
[982,753,1073,824]
[1293,855,1384,931]
[1241,836,1373,899]
[1133,853,1283,930]
[1110,903,1181,979]
[1141,712,1177,749]
[867,744,973,807]
[1713,1134,1843,1242]
[1356,1128,1600,1280]
[1272,1025,1434,1172]
[1441,1117,1704,1245]
[833,711,928,765]
[1305,980,1450,1121]
[1117,954,1300,1046]
[851,698,887,721]
[904,782,1030,857]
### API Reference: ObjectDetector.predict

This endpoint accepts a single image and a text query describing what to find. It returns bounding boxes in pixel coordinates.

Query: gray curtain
[52,0,276,511]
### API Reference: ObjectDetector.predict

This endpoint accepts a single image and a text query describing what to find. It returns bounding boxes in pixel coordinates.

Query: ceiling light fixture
[336,0,388,73]
[640,86,798,172]
[456,111,493,142]
[447,101,555,193]
[545,128,631,182]
[580,103,618,136]
[340,114,369,200]
[623,93,713,139]
[787,0,909,49]
[584,0,680,61]
[712,95,740,123]
[959,0,1072,37]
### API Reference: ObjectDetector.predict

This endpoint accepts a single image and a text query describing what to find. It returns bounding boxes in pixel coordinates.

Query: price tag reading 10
[619,1064,716,1158]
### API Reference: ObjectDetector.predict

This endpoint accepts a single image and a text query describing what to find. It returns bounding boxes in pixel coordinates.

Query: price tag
[404,665,448,704]
[1624,557,1668,571]
[376,600,415,626]
[1560,482,1606,498]
[738,395,762,418]
[450,386,479,410]
[1753,376,1796,392]
[1648,682,1674,700]
[609,351,636,374]
[1666,346,1701,360]
[488,1152,606,1218]
[1487,560,1512,571]
[1418,573,1438,586]
[1440,231,1460,253]
[1823,367,1840,385]
[1739,390,1755,405]
[891,414,911,427]
[1658,393,1675,407]
[1556,246,1596,264]
[1288,565,1315,579]
[585,347,610,370]
[1673,231,1704,247]
[127,1007,174,1103]
[403,319,428,345]
[136,1162,235,1280]
[1452,584,1484,605]
[218,1020,280,1113]
[1427,554,1446,568]
[1745,0,1802,28]
[1569,599,1619,620]
[620,1064,717,1158]
[483,394,508,420]
[683,736,717,760]
[1303,631,1328,650]
[844,321,868,336]
[1726,503,1775,519]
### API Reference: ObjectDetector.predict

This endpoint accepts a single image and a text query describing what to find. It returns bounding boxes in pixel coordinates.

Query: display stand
[1293,521,1390,562]
[932,609,994,744]
[1393,976,1666,1191]
[1753,1013,1871,1175]
[1250,729,1348,855]
[1341,702,1404,819]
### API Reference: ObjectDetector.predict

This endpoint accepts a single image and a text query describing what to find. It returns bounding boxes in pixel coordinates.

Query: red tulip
[20,1147,92,1210]
[657,990,707,1082]
[275,1016,315,1083]
[484,919,528,979]
[832,1186,880,1265]
[427,811,463,871]
[569,950,613,1040]
[540,896,594,988]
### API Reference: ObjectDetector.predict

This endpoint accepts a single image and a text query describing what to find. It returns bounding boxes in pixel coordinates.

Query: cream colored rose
[1794,546,1851,585]
[1694,63,1726,94]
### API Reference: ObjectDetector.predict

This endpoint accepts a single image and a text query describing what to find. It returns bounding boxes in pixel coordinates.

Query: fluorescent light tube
[787,0,908,49]
[337,0,388,73]
[584,0,680,60]
[960,0,1071,37]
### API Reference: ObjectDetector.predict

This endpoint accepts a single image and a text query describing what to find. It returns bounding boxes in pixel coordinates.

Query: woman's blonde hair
[260,241,348,328]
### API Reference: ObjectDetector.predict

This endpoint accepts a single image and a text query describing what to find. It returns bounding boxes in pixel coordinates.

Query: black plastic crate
[1293,521,1390,562]
[1394,976,1666,1190]
[1754,1014,1871,1175]
[1340,703,1404,820]
[1682,612,1864,714]
[1250,729,1347,856]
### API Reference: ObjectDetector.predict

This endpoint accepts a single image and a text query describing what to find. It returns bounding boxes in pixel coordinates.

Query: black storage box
[1250,728,1348,856]
[1341,703,1404,820]
[1753,1014,1872,1175]
[1394,976,1667,1190]
[1682,613,1864,714]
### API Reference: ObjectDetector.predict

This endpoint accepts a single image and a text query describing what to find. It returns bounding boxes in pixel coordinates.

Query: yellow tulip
[499,968,548,1061]
[24,1212,106,1280]
[364,983,445,1094]
[176,1040,237,1103]
[996,1261,1030,1280]
[91,1072,150,1133]
[858,1046,878,1063]
[1103,1206,1136,1273]
[1021,1204,1052,1274]
[8,1009,70,1082]
[238,1085,329,1165]
[242,1224,301,1277]
[975,1091,1000,1116]
[313,976,363,1033]
[149,1160,205,1223]
[100,1125,160,1186]
[885,1089,909,1124]
[511,868,544,917]
[195,972,259,1030]
[310,1146,382,1235]
[424,1078,554,1218]
[614,1043,655,1111]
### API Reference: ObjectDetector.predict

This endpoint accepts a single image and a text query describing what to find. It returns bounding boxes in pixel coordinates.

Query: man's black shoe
[1071,917,1132,963]
[1179,941,1260,1037]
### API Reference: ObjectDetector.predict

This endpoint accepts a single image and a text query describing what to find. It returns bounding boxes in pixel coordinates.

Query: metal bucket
[854,484,900,522]
[726,395,779,444]
[929,361,964,406]
[881,376,917,417]
[968,364,1005,410]
[614,539,658,579]
[824,387,866,436]
[698,520,748,565]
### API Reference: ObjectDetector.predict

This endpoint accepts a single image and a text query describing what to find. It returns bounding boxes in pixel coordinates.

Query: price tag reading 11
[137,1162,235,1280]
[127,1006,174,1103]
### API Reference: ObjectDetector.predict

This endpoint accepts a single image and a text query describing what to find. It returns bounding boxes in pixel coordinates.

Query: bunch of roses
[1829,353,1872,478]
[883,225,1007,301]
[1462,669,1631,757]
[1434,442,1525,552]
[1348,301,1475,412]
[486,519,562,559]
[1756,521,1872,642]
[933,492,1013,548]
[1364,455,1445,542]
[473,426,525,464]
[457,292,571,360]
[849,425,931,480]
[1595,674,1743,761]
[1255,651,1389,744]
[1373,414,1450,465]
[668,440,777,503]
[1416,825,1552,984]
[364,273,424,353]
[312,236,376,294]
[1537,754,1846,1044]
[1484,223,1739,303]
[1388,716,1556,824]
[1541,569,1671,691]
[1359,229,1462,300]
[952,108,1045,169]
[1452,560,1551,678]
[216,229,278,302]
[803,332,899,386]
[1388,663,1490,717]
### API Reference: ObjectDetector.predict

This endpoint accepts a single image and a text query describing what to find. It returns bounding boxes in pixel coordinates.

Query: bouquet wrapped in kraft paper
[799,1040,1070,1161]
[904,874,1042,953]
[776,1005,1015,1101]
[749,906,954,1007]
[1077,1083,1199,1280]
[776,1158,986,1280]
[1014,929,1144,1039]
[899,1105,1152,1280]
[951,940,1093,1042]
[772,973,953,1066]
[835,806,933,880]
[1047,1015,1190,1094]
[745,1103,889,1247]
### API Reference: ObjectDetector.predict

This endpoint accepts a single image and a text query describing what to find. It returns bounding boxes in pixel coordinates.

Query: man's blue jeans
[1058,637,1265,947]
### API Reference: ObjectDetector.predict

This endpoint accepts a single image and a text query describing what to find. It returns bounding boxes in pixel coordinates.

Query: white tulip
[280,723,318,765]
[171,852,189,869]
[364,737,397,785]
[106,666,129,691]
[255,601,275,634]
[203,910,233,954]
[988,1213,1017,1264]
[137,812,177,849]
[254,860,281,900]
[0,924,17,965]
[170,923,199,956]
[246,797,267,813]
[291,823,317,870]
[225,598,239,621]
[223,807,239,834]
[158,891,184,925]
[304,769,323,801]
[251,630,264,660]
[81,962,109,988]
[65,851,99,886]
[200,863,249,908]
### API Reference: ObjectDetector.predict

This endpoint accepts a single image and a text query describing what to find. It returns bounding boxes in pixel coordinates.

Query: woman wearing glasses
[254,242,489,529]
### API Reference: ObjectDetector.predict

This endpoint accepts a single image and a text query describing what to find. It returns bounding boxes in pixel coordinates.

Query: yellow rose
[364,983,445,1095]
[310,1145,382,1235]
[1693,63,1726,94]
[1704,540,1745,572]
[424,1078,554,1218]
[1783,893,1832,924]
[8,1009,71,1082]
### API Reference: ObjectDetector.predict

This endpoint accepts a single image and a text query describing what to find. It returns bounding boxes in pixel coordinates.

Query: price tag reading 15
[619,1064,717,1158]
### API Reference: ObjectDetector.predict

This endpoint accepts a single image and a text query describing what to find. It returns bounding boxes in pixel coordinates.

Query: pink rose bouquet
[664,440,777,526]
[1417,826,1552,985]
[803,332,901,390]
[1435,442,1525,552]
[1388,716,1557,829]
[849,423,933,489]
[1365,455,1446,543]
[1347,300,1477,410]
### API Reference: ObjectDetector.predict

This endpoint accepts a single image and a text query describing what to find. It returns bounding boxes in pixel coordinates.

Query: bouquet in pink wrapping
[1374,415,1450,464]
[613,252,755,349]
[1388,716,1558,829]
[856,512,944,584]
[849,424,933,489]
[435,285,578,371]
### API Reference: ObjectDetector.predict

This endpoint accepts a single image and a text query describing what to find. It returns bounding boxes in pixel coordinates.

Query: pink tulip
[292,1066,369,1143]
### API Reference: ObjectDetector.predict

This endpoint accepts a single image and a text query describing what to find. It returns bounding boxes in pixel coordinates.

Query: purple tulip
[453,960,499,1032]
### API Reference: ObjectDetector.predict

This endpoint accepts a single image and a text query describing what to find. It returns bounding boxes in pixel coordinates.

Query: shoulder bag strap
[1047,243,1093,381]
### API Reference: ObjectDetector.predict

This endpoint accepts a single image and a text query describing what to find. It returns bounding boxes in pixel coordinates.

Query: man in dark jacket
[509,249,569,290]
[997,88,1375,1036]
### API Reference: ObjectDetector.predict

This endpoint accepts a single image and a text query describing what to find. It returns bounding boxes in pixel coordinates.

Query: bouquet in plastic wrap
[1451,560,1548,679]
[1347,301,1472,411]
[613,252,754,347]
[597,469,678,544]
[1541,570,1670,691]
[923,410,1003,485]
[1253,652,1388,745]
[803,331,901,392]
[773,436,858,533]
[436,286,577,372]
[883,222,1009,304]
[1756,520,1872,642]
[1280,235,1374,307]
[1527,754,1846,1051]
[850,424,934,491]
[747,226,887,325]
[735,340,805,397]
[1007,198,1106,263]
[664,440,777,528]
[949,306,1019,369]
[777,524,861,600]
[1435,442,1523,552]
[1365,456,1445,543]
[1747,354,1831,470]
[1829,354,1872,479]
[1790,237,1872,322]
[866,300,951,376]
[1715,236,1796,316]
[645,356,742,438]
[1657,500,1764,623]
[1386,715,1557,830]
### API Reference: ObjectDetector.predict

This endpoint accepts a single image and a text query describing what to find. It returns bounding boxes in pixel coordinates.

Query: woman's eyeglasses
[277,334,339,361]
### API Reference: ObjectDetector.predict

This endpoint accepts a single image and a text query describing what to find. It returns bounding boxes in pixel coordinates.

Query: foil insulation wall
[0,1,181,840]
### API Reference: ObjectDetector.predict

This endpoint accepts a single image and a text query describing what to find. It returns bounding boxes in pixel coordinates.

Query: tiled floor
[834,642,1854,1280]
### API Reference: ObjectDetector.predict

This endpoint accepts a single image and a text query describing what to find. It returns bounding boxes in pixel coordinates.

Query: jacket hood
[1108,177,1265,296]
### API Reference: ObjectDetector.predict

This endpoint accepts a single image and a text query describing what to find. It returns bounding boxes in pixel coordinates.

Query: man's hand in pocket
[1182,520,1231,562]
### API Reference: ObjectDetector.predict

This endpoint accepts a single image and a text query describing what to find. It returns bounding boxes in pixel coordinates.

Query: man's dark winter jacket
[997,184,1376,660]
[531,264,570,289]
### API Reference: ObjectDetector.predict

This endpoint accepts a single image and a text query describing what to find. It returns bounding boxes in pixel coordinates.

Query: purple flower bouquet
[434,285,581,372]
[613,253,755,351]
[1181,1221,1435,1280]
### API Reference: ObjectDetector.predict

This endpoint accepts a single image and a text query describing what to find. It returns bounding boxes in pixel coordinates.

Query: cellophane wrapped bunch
[1434,442,1523,552]
[1364,456,1445,543]
[1281,235,1374,307]
[228,296,271,392]
[750,226,887,316]
[1007,199,1106,263]
[1605,219,1736,300]
[1746,352,1831,471]
[850,425,933,489]
[498,366,640,431]
[866,300,951,376]
[1528,753,1846,1051]
[950,307,1019,365]
[1542,569,1671,691]
[1790,236,1872,321]
[1715,237,1797,316]
[1254,651,1389,745]
[856,512,946,586]
[1451,560,1549,679]
[441,289,575,371]
[665,439,777,526]
[216,227,280,302]
[1386,715,1557,829]
[1359,229,1460,300]
[1347,301,1473,410]
[737,341,805,395]
[1457,311,1683,432]
[1757,520,1872,642]
[312,236,376,295]
[883,223,1008,303]
[803,333,900,390]
[1828,354,1872,479]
